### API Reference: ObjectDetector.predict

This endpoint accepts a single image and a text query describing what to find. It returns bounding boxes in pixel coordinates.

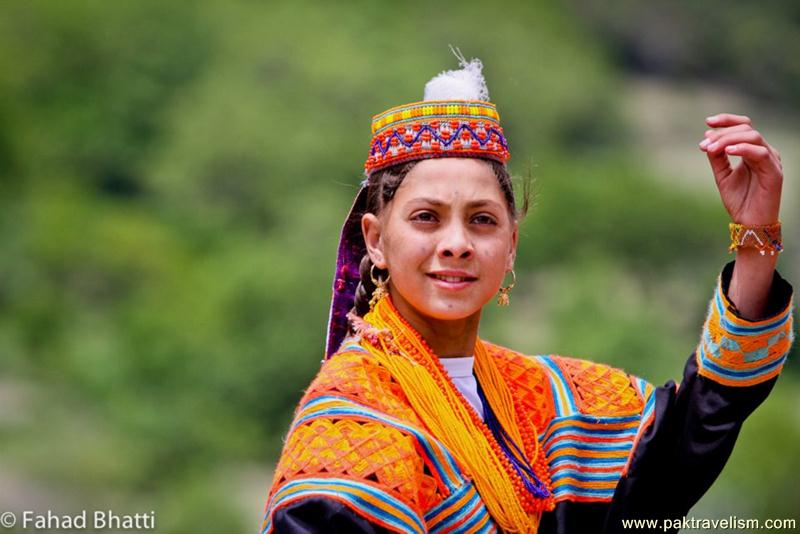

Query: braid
[346,162,414,335]
[353,254,380,317]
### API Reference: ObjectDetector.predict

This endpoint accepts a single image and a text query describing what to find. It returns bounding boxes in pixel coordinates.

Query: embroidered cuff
[696,261,795,387]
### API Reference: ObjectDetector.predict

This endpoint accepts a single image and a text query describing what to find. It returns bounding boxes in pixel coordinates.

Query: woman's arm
[699,112,785,320]
[729,249,778,320]
[604,260,793,533]
[601,114,792,532]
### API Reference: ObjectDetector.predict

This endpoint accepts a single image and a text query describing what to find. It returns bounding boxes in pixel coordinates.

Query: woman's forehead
[394,158,504,205]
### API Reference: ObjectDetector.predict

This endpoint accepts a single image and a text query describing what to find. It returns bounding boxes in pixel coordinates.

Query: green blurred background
[0,1,797,531]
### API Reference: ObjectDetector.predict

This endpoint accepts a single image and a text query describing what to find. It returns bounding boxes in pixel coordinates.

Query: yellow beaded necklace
[353,294,549,533]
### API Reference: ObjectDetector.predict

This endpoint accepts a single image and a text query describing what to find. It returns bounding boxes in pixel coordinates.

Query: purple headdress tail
[324,186,368,359]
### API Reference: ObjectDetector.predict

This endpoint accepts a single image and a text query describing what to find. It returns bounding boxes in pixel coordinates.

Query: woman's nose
[438,221,474,259]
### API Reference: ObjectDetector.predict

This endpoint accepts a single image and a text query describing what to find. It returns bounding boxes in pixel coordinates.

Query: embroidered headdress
[325,47,512,360]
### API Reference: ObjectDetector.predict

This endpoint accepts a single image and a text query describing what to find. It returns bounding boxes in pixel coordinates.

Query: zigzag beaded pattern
[697,272,794,386]
[365,100,510,174]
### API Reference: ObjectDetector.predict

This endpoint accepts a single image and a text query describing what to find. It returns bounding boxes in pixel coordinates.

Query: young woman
[259,55,794,533]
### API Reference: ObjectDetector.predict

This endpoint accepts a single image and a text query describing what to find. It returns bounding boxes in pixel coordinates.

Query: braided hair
[347,158,530,331]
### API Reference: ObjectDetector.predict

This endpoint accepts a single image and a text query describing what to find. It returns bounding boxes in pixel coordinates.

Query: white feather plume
[423,46,490,102]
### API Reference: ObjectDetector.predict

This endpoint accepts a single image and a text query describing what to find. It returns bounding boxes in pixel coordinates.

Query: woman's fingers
[706,113,752,128]
[702,130,766,155]
[726,143,782,175]
[705,149,732,180]
[702,123,751,142]
[701,117,782,164]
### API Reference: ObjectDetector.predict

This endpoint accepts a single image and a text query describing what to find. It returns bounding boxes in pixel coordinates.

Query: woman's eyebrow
[408,197,503,209]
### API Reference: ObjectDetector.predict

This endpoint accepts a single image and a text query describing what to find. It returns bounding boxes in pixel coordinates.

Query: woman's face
[362,158,518,326]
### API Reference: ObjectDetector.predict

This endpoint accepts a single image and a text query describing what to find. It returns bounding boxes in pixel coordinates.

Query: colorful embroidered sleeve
[605,261,794,533]
[696,261,795,386]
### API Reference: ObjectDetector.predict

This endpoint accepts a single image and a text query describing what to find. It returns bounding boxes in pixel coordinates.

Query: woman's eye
[413,212,437,222]
[473,215,497,225]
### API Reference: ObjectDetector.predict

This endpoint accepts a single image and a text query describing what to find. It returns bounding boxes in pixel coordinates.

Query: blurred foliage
[568,0,800,109]
[0,1,797,531]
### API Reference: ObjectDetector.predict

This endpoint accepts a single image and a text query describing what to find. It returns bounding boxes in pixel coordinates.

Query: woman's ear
[506,222,519,271]
[362,213,388,269]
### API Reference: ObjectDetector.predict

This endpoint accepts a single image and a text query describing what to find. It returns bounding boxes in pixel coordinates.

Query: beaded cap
[325,49,510,359]
[365,48,509,175]
[364,100,510,174]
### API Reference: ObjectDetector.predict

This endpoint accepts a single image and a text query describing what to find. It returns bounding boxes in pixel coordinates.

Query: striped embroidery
[537,356,579,417]
[261,477,426,534]
[621,377,657,477]
[535,355,647,502]
[425,481,497,534]
[539,414,641,502]
[697,273,794,386]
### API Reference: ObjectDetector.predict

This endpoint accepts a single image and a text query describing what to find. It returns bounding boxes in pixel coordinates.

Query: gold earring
[369,264,391,311]
[497,270,516,307]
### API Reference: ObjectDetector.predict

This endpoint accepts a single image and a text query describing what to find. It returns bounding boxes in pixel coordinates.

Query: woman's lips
[427,273,477,290]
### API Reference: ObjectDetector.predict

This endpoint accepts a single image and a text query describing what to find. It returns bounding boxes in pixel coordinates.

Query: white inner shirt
[439,355,485,421]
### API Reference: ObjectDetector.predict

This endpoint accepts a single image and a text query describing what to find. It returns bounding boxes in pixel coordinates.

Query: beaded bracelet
[728,221,783,256]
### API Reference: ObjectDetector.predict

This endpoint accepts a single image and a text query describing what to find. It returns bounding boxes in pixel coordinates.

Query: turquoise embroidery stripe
[550,456,629,468]
[428,485,484,533]
[550,470,623,483]
[422,480,496,534]
[552,484,615,499]
[702,327,788,364]
[456,499,493,534]
[542,413,641,425]
[263,477,425,534]
[338,342,368,353]
[540,414,642,444]
[476,519,499,534]
[698,344,786,381]
[536,356,579,415]
[714,289,791,334]
[424,481,473,521]
[548,441,633,453]
[542,425,639,446]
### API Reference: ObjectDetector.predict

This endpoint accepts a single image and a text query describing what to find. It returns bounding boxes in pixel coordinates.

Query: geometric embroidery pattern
[697,271,794,387]
[271,418,440,512]
[531,356,648,504]
[305,349,420,424]
[486,343,556,430]
[553,357,643,417]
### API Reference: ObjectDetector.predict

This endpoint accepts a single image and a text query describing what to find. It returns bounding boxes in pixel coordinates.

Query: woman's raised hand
[699,113,783,226]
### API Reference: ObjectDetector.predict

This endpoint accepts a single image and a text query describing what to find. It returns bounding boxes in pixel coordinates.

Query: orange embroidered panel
[270,417,441,512]
[486,343,556,430]
[304,350,421,424]
[553,356,643,417]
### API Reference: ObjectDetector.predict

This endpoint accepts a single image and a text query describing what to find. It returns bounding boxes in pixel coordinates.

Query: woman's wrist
[728,248,779,320]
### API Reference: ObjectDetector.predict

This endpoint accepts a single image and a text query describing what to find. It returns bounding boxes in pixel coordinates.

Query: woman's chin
[415,298,485,322]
